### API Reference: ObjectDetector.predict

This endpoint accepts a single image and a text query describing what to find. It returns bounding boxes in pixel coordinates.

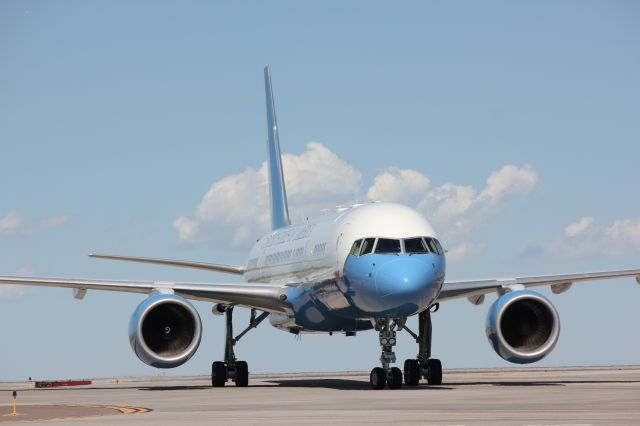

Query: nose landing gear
[370,318,403,389]
[370,306,443,390]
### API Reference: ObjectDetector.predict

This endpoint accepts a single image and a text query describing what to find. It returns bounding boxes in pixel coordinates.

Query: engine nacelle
[129,294,202,368]
[485,290,560,364]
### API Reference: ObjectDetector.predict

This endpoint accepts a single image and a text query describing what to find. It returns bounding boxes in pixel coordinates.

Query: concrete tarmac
[1,366,639,425]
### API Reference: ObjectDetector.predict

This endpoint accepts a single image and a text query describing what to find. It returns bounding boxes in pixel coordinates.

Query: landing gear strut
[211,306,269,387]
[370,318,403,390]
[402,306,442,386]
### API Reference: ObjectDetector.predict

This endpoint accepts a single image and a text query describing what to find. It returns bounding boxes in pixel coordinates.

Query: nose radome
[375,257,435,297]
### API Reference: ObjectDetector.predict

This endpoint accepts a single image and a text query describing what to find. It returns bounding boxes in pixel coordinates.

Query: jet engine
[485,290,560,364]
[129,294,202,368]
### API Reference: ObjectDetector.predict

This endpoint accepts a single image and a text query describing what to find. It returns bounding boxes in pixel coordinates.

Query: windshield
[375,238,401,254]
[349,236,444,256]
[425,237,444,255]
[350,239,363,256]
[404,237,429,253]
[360,238,376,255]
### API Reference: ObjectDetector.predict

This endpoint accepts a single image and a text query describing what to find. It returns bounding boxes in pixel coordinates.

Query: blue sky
[1,1,639,381]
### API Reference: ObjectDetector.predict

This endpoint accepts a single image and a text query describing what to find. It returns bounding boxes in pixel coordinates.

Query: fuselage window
[359,238,376,256]
[312,242,327,256]
[404,237,430,253]
[375,238,401,254]
[350,239,363,256]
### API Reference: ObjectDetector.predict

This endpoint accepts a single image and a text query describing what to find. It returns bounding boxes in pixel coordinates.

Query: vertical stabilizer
[264,66,291,230]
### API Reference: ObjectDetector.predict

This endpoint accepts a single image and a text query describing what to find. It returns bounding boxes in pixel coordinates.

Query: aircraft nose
[374,257,442,312]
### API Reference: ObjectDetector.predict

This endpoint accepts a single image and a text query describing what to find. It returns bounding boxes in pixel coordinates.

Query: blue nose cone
[375,257,441,311]
[344,254,445,317]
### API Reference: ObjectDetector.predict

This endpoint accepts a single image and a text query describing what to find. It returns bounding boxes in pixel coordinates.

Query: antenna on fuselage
[264,66,291,230]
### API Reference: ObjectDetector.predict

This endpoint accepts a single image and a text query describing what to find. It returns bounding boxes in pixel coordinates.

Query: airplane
[2,67,639,390]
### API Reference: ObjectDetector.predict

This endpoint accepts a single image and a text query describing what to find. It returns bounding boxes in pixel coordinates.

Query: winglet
[264,66,291,230]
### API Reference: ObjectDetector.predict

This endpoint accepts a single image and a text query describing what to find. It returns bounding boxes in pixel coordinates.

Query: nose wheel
[370,318,404,389]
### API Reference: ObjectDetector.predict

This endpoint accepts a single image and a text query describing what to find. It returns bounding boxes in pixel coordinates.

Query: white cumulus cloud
[175,142,361,246]
[173,141,538,262]
[478,164,538,204]
[564,216,594,237]
[366,168,430,205]
[174,216,201,242]
[417,165,538,241]
[446,241,486,264]
[547,216,640,258]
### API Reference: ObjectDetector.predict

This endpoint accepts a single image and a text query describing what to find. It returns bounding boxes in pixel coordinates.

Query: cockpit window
[375,238,401,254]
[351,236,444,256]
[433,239,445,255]
[350,239,363,256]
[424,237,444,255]
[404,237,430,253]
[359,238,376,256]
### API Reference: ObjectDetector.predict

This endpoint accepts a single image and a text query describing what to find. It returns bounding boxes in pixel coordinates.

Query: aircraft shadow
[137,385,212,391]
[445,379,640,387]
[12,378,637,393]
[447,381,564,387]
[264,378,454,390]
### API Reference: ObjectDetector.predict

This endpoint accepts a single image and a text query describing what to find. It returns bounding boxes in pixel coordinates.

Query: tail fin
[264,66,291,230]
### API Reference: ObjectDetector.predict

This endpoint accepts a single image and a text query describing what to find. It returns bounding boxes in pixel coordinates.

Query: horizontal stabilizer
[89,253,245,275]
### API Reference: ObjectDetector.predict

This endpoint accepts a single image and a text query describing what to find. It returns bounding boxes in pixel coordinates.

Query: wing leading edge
[438,268,640,303]
[0,276,290,314]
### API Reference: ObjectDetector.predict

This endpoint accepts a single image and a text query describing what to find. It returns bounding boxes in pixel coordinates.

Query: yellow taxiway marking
[65,403,152,415]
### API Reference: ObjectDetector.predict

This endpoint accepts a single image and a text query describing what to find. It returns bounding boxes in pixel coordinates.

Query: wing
[438,268,640,304]
[0,276,290,314]
[88,253,245,275]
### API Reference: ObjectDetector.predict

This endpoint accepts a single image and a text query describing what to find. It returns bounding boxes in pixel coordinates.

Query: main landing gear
[369,305,442,390]
[402,306,442,386]
[211,306,269,387]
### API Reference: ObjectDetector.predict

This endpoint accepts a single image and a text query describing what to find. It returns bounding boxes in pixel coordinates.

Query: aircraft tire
[370,367,386,390]
[426,359,442,385]
[388,367,403,389]
[212,361,227,387]
[403,359,420,385]
[235,361,249,387]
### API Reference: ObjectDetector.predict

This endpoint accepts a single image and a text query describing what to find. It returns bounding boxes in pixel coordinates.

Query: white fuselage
[242,202,445,333]
[244,202,438,284]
